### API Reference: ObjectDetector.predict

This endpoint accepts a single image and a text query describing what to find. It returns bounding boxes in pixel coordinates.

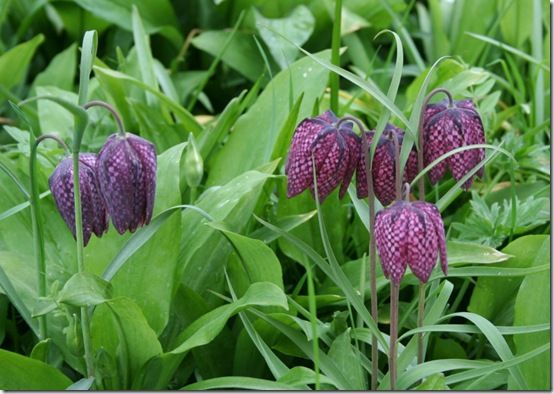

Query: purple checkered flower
[374,200,447,285]
[96,133,157,234]
[423,99,485,189]
[49,153,109,246]
[356,124,418,206]
[286,110,360,202]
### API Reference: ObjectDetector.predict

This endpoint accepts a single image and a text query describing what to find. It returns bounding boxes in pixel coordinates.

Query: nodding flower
[374,199,447,285]
[356,124,418,206]
[49,153,109,246]
[422,99,485,189]
[96,133,157,234]
[286,110,360,202]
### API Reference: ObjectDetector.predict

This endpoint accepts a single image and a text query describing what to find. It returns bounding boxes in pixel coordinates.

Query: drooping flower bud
[374,200,447,285]
[356,124,418,206]
[286,110,360,202]
[183,134,203,188]
[49,153,109,246]
[422,99,485,189]
[96,133,157,234]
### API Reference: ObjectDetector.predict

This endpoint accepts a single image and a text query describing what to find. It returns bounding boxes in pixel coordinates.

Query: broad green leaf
[208,222,284,297]
[415,373,447,390]
[328,330,366,389]
[31,43,77,92]
[0,34,44,99]
[91,297,162,390]
[182,376,296,390]
[469,235,549,322]
[73,0,182,47]
[255,5,315,69]
[206,50,331,186]
[180,162,278,296]
[132,6,159,106]
[36,86,78,139]
[0,349,71,389]
[93,66,201,135]
[170,282,288,354]
[192,31,266,82]
[57,272,112,307]
[511,237,550,389]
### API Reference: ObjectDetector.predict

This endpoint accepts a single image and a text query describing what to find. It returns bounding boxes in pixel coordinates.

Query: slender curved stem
[29,140,47,340]
[83,100,125,136]
[389,282,399,390]
[417,283,426,365]
[343,115,380,390]
[415,87,453,369]
[28,134,72,340]
[416,87,453,200]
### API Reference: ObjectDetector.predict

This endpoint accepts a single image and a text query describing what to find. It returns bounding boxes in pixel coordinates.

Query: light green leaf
[57,272,112,307]
[0,349,71,389]
[170,282,288,354]
[0,34,44,99]
[255,5,315,70]
[91,297,163,389]
[511,237,550,389]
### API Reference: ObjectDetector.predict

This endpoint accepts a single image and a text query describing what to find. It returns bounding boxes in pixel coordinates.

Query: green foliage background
[0,0,550,390]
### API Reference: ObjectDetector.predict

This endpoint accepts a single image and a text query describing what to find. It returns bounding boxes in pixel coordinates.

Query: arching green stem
[83,100,126,136]
[415,87,453,367]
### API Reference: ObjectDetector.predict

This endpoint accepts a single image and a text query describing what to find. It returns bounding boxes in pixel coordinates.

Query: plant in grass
[374,188,448,389]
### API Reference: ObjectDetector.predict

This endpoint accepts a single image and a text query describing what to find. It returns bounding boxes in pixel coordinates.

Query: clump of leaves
[452,191,549,247]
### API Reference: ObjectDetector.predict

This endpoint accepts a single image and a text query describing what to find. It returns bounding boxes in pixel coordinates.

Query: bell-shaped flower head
[96,133,157,234]
[49,153,109,246]
[423,99,485,189]
[374,200,447,285]
[286,110,360,202]
[356,124,418,206]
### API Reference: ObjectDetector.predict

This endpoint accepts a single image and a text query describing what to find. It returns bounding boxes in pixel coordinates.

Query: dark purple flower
[356,124,419,206]
[49,153,109,246]
[423,99,485,189]
[374,200,447,285]
[286,110,360,202]
[96,133,157,234]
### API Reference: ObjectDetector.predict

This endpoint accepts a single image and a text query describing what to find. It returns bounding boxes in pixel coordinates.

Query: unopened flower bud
[183,134,204,188]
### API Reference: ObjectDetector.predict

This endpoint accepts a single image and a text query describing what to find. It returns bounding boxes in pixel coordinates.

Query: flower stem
[415,87,453,370]
[71,151,95,377]
[83,100,125,136]
[337,115,379,388]
[29,140,47,340]
[389,282,399,390]
[417,282,425,365]
[416,87,453,200]
[358,123,379,390]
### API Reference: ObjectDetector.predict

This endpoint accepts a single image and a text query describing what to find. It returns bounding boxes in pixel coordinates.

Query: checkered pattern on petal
[49,154,109,246]
[423,99,486,188]
[97,133,157,234]
[413,202,448,275]
[286,111,360,202]
[286,118,323,197]
[339,130,361,198]
[406,207,439,283]
[423,108,451,184]
[355,132,373,199]
[375,201,409,285]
